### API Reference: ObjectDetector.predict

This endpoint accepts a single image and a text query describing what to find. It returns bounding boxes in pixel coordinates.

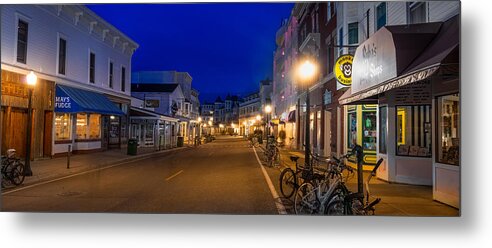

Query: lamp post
[297,59,317,169]
[264,104,272,145]
[24,71,37,176]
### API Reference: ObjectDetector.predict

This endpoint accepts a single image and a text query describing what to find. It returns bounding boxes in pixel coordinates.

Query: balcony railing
[299,32,320,56]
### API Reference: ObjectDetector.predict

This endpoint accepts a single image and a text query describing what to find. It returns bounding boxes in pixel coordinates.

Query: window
[76,113,88,139]
[109,61,114,88]
[16,20,28,64]
[408,2,427,24]
[363,111,377,151]
[348,22,358,44]
[379,106,387,154]
[58,38,67,75]
[376,2,387,30]
[327,40,333,74]
[88,114,101,139]
[55,113,71,141]
[396,105,431,157]
[89,52,95,83]
[347,111,357,149]
[327,3,332,21]
[437,94,460,165]
[121,66,126,92]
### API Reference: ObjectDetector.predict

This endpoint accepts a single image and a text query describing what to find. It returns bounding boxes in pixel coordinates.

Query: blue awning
[55,85,125,115]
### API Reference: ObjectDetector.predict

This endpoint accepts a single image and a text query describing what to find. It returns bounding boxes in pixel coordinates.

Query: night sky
[87,3,294,103]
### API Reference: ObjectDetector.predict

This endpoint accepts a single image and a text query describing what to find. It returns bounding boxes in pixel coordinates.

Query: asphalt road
[1,136,285,214]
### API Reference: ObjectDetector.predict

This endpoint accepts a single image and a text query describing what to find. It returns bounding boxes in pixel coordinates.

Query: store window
[437,94,460,165]
[55,113,71,141]
[88,114,101,139]
[76,113,88,139]
[379,106,387,154]
[396,105,431,157]
[347,111,357,149]
[363,111,377,151]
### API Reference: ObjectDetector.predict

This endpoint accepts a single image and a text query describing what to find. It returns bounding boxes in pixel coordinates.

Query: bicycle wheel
[10,161,25,186]
[279,168,296,198]
[294,182,318,215]
[324,196,345,215]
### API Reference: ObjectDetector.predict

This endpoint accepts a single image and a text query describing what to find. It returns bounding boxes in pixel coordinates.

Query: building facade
[1,5,138,159]
[239,92,261,136]
[336,1,460,207]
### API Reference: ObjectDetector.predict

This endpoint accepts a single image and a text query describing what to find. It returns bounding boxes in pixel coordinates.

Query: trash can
[127,138,138,155]
[177,136,184,147]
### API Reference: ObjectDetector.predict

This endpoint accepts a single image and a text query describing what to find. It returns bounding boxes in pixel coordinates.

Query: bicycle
[263,137,280,167]
[293,152,355,215]
[279,148,329,199]
[1,149,26,188]
[325,157,384,215]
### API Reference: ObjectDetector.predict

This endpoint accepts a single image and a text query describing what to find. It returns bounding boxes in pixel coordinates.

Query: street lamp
[24,71,37,176]
[297,59,317,170]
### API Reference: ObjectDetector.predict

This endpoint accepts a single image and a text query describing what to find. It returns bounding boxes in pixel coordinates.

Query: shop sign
[1,81,28,98]
[334,54,354,87]
[323,89,332,106]
[352,28,397,94]
[55,96,72,110]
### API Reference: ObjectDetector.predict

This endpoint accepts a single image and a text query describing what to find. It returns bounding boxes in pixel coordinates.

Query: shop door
[324,111,332,156]
[101,116,109,150]
[1,107,28,157]
[43,111,53,157]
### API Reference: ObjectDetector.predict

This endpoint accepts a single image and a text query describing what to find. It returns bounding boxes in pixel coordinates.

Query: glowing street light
[24,71,38,176]
[264,105,272,113]
[296,58,318,169]
[256,115,261,121]
[197,117,202,122]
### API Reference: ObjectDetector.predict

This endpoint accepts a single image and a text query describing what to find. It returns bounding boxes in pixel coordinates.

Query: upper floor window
[348,22,358,44]
[327,3,332,21]
[121,66,126,92]
[376,2,387,30]
[408,2,427,24]
[58,38,67,75]
[16,20,28,64]
[89,52,95,83]
[109,61,114,88]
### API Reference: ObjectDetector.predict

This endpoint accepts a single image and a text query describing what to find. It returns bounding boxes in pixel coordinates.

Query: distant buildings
[131,71,201,145]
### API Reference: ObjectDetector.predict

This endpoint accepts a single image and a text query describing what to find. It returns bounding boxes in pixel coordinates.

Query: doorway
[324,110,332,156]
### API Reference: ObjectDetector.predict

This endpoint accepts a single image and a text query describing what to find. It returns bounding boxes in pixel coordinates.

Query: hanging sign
[334,54,354,87]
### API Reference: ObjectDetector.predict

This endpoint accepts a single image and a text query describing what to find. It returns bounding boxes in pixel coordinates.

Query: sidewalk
[273,145,459,216]
[6,146,192,190]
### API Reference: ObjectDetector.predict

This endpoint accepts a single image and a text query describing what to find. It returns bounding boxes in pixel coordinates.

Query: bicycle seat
[290,156,299,162]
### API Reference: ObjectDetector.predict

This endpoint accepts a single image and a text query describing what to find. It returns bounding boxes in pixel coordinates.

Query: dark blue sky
[87,3,294,103]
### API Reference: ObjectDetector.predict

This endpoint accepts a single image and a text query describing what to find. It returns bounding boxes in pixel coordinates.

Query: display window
[379,106,387,154]
[396,105,431,157]
[76,113,88,139]
[437,94,460,165]
[89,114,101,139]
[347,111,357,149]
[363,112,377,151]
[55,113,71,141]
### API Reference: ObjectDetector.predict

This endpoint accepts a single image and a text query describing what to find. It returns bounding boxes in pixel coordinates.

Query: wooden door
[43,111,53,157]
[1,108,28,157]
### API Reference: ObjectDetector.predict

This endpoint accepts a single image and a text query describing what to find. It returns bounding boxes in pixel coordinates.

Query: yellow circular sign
[334,54,354,86]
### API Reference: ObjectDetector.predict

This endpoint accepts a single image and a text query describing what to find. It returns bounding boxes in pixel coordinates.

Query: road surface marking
[252,146,287,215]
[165,170,184,181]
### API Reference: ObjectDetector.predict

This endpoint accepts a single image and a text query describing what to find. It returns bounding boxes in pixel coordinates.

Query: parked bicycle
[278,148,329,199]
[1,149,25,188]
[264,136,280,167]
[248,135,259,148]
[293,152,355,215]
[325,158,384,215]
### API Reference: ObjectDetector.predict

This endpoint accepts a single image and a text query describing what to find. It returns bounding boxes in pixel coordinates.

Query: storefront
[340,15,459,207]
[129,107,178,150]
[1,70,55,159]
[53,85,126,155]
